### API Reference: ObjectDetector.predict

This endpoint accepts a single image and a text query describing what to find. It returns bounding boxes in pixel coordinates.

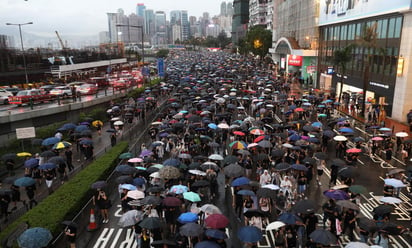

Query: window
[394,17,402,38]
[388,18,396,38]
[340,25,347,40]
[380,19,388,39]
[355,23,362,38]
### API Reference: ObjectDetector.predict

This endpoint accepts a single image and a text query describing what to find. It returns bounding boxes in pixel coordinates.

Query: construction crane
[55,31,67,51]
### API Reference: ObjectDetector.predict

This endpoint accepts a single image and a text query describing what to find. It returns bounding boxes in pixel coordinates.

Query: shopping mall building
[270,0,412,122]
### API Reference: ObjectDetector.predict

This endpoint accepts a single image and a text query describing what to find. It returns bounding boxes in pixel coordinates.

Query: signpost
[16,127,36,151]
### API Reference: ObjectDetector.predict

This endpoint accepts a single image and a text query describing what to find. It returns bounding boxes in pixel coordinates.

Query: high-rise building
[136,3,146,17]
[181,10,190,41]
[154,11,167,45]
[221,2,227,16]
[232,0,249,43]
[144,9,155,38]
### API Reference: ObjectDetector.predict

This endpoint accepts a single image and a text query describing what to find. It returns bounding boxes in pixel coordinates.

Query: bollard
[57,95,60,105]
[95,90,98,99]
[104,88,107,96]
[29,98,33,110]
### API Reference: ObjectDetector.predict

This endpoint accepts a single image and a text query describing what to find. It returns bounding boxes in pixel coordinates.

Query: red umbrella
[233,131,245,136]
[162,196,182,207]
[295,107,304,112]
[346,148,362,153]
[205,214,229,229]
[250,129,265,135]
[254,135,265,143]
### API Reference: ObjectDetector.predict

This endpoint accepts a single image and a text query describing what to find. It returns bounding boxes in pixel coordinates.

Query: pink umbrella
[128,157,143,163]
[371,136,384,141]
[250,129,265,135]
[346,148,362,153]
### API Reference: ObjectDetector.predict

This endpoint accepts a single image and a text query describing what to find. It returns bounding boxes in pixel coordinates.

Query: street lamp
[6,22,33,84]
[116,24,144,64]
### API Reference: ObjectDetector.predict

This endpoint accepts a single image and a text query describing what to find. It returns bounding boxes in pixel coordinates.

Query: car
[0,88,13,104]
[9,89,55,106]
[49,86,73,97]
[39,85,57,94]
[111,80,128,89]
[77,84,98,95]
[3,87,21,96]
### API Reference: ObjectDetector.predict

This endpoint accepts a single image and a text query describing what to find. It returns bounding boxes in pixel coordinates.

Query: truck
[8,89,55,106]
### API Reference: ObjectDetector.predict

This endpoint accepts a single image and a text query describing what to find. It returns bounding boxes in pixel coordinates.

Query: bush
[0,141,129,245]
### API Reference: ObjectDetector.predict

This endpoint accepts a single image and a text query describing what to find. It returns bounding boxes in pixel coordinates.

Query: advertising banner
[288,55,302,66]
[319,0,411,26]
[157,58,165,77]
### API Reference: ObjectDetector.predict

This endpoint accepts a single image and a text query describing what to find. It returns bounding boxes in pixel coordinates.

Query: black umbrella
[380,222,406,235]
[191,180,210,188]
[271,149,285,157]
[91,181,107,189]
[256,188,276,199]
[244,209,268,219]
[357,217,378,233]
[373,205,394,216]
[139,217,162,230]
[275,162,291,171]
[115,164,138,175]
[116,175,134,184]
[61,220,78,228]
[146,166,160,174]
[179,223,203,237]
[1,153,16,161]
[302,157,317,165]
[331,158,346,167]
[309,229,337,246]
[150,239,177,247]
[223,163,244,178]
[40,151,56,158]
[47,156,66,165]
[222,155,238,165]
[292,199,316,214]
[146,186,164,193]
[314,152,327,160]
[338,166,358,178]
[140,195,162,206]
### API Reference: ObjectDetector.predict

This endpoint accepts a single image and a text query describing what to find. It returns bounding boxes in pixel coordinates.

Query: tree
[357,22,379,116]
[243,26,272,59]
[156,49,169,58]
[333,45,353,103]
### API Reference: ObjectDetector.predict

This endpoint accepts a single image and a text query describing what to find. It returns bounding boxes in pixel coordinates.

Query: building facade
[317,0,412,121]
[232,0,249,43]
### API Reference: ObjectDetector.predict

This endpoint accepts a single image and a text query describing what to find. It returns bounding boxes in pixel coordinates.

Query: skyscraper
[136,3,146,17]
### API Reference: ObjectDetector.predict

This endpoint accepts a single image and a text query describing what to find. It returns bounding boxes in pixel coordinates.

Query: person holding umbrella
[25,184,37,209]
[64,223,77,248]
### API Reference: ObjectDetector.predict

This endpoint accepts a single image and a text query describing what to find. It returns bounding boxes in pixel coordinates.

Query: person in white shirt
[259,170,271,186]
[280,176,293,200]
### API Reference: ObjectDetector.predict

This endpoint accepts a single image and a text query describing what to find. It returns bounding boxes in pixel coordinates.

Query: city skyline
[0,0,225,45]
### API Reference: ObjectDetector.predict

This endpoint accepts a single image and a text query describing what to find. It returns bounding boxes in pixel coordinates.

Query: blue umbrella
[208,123,217,129]
[75,125,89,132]
[170,185,189,194]
[39,162,57,170]
[278,212,302,224]
[163,158,181,167]
[311,122,323,128]
[289,133,301,141]
[323,189,350,200]
[120,184,138,191]
[133,177,146,186]
[291,164,308,171]
[237,226,262,243]
[18,227,53,248]
[41,137,61,146]
[24,158,39,168]
[308,137,319,143]
[14,177,36,187]
[339,127,354,133]
[231,177,250,187]
[79,139,93,145]
[62,123,77,130]
[194,241,221,248]
[323,130,336,138]
[353,137,365,142]
[178,212,199,224]
[115,164,138,174]
[237,189,255,196]
[205,229,228,239]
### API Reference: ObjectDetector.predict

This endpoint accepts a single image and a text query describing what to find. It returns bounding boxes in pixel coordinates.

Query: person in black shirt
[65,148,74,171]
[383,184,394,197]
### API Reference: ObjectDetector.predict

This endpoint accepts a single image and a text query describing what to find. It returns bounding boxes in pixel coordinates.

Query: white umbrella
[262,184,280,190]
[208,154,224,161]
[345,242,370,248]
[114,120,124,126]
[266,221,286,231]
[247,143,259,149]
[384,178,406,188]
[332,184,349,190]
[218,123,229,129]
[118,210,143,227]
[149,172,160,178]
[216,98,225,104]
[282,143,294,148]
[127,190,145,200]
[188,169,206,176]
[379,196,402,204]
[333,135,347,141]
[151,121,163,125]
[395,132,408,137]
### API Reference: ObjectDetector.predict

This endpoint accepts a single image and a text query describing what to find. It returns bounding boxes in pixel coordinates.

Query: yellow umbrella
[17,152,32,157]
[92,120,103,128]
[52,141,72,150]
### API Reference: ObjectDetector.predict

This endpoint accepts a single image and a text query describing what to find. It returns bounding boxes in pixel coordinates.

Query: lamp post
[6,22,33,84]
[116,24,144,64]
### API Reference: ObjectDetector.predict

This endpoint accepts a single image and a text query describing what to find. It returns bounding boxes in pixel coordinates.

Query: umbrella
[140,149,153,157]
[178,153,192,159]
[345,242,370,248]
[387,168,405,176]
[338,166,358,178]
[120,184,138,191]
[127,190,145,200]
[42,137,61,146]
[205,229,228,240]
[208,154,224,161]
[114,120,124,126]
[138,217,161,229]
[384,178,406,188]
[346,148,361,153]
[92,120,103,128]
[140,195,162,206]
[14,177,36,187]
[178,212,199,224]
[191,180,210,188]
[357,217,378,233]
[61,123,77,130]
[231,176,250,187]
[47,156,65,165]
[275,162,291,171]
[323,189,349,200]
[119,152,134,159]
[150,240,177,247]
[179,222,203,237]
[266,221,286,231]
[258,140,272,148]
[278,212,302,225]
[395,131,408,137]
[291,164,308,171]
[373,204,394,216]
[91,181,107,189]
[339,127,354,133]
[17,152,32,157]
[271,149,285,157]
[244,209,268,218]
[229,140,247,149]
[333,135,347,141]
[380,222,406,235]
[115,164,137,175]
[61,220,78,229]
[128,157,144,163]
[194,241,221,248]
[302,157,317,165]
[380,196,402,204]
[348,185,367,194]
[188,169,206,176]
[336,200,360,211]
[24,158,39,168]
[309,229,337,246]
[1,153,16,161]
[205,214,229,229]
[256,188,275,199]
[118,209,142,227]
[146,186,164,194]
[371,136,384,141]
[162,196,182,207]
[159,166,181,179]
[52,141,72,150]
[237,226,262,243]
[40,150,56,158]
[250,129,265,135]
[199,204,222,214]
[331,158,346,167]
[116,175,133,184]
[170,185,189,194]
[237,189,255,196]
[292,199,316,214]
[163,158,181,167]
[223,163,244,177]
[79,139,93,145]
[18,227,53,248]
[183,192,201,202]
[262,184,280,190]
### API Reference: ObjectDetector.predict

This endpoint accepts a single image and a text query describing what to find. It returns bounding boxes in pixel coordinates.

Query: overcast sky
[0,0,224,38]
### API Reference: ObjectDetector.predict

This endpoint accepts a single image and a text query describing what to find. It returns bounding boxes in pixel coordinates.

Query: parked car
[0,88,13,104]
[9,89,55,106]
[49,86,73,97]
[77,84,98,95]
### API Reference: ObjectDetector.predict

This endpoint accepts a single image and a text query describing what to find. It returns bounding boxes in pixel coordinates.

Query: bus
[88,77,109,89]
